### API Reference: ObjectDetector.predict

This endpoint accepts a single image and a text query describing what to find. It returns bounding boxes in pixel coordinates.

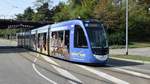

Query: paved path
[110,48,150,57]
[0,38,17,46]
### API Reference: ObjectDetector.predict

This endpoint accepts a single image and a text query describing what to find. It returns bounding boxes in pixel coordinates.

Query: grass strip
[111,55,150,62]
[110,42,150,49]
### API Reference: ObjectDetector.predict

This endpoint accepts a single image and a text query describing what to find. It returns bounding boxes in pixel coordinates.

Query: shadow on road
[44,56,144,68]
[0,46,144,67]
[0,46,28,53]
[106,58,143,67]
[60,57,144,68]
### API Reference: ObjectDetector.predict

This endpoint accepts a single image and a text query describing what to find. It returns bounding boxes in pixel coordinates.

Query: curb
[110,57,150,64]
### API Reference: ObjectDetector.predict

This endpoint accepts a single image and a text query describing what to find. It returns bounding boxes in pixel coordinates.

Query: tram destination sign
[85,23,100,28]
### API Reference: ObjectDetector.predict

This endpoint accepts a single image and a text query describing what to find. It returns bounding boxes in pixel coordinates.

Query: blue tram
[17,19,109,64]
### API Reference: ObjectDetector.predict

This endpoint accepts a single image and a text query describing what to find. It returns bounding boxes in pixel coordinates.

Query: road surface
[0,38,150,84]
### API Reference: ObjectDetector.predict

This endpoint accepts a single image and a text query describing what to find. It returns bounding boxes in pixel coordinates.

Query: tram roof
[51,20,83,28]
[50,19,101,28]
[30,19,101,34]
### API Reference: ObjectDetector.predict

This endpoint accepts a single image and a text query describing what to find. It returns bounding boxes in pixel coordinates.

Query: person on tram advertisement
[50,32,69,59]
[39,35,43,52]
[50,32,57,55]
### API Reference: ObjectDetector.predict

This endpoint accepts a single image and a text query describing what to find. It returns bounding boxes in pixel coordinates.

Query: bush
[108,31,125,45]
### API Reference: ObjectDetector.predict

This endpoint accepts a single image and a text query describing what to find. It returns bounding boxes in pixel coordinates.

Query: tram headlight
[93,54,108,61]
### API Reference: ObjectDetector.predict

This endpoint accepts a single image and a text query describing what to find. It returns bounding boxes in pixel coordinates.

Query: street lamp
[125,0,128,55]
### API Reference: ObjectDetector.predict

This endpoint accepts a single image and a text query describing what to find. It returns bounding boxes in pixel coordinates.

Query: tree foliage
[52,2,70,22]
[13,0,150,44]
[52,0,97,22]
[16,0,53,22]
[32,3,54,21]
[16,7,34,21]
[128,0,150,41]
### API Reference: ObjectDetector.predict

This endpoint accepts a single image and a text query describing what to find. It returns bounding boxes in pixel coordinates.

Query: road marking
[77,65,129,84]
[107,64,150,79]
[122,66,150,74]
[32,54,57,84]
[42,55,59,66]
[112,68,150,79]
[42,55,82,84]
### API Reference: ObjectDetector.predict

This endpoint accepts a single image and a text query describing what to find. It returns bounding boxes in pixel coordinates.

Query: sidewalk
[0,38,17,46]
[110,47,150,57]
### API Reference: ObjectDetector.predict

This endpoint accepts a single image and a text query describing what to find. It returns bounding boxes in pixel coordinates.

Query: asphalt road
[0,38,150,84]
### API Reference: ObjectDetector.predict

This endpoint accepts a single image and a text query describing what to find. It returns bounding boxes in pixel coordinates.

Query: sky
[0,0,67,19]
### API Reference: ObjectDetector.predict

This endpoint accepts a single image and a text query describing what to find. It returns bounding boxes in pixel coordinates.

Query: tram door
[37,33,44,52]
[35,30,38,51]
[49,30,70,60]
[17,34,21,47]
[41,33,47,54]
[30,34,35,50]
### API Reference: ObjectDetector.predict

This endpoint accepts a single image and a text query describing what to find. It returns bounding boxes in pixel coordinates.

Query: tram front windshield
[85,23,108,48]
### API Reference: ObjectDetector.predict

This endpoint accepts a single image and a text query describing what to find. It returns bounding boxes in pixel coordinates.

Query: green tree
[52,2,71,22]
[16,7,34,21]
[93,0,124,29]
[128,0,150,41]
[32,2,54,21]
[93,0,126,45]
[24,7,34,21]
[34,0,52,8]
[16,14,24,20]
[52,0,97,22]
[69,0,97,19]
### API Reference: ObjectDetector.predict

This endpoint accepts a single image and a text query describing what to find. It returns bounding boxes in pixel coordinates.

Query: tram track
[18,49,150,84]
[19,52,83,84]
[1,38,150,84]
[18,50,111,84]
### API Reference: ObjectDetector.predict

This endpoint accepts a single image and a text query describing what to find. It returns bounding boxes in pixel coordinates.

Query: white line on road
[52,65,81,84]
[107,64,150,79]
[42,55,59,66]
[77,65,130,84]
[32,54,57,84]
[42,55,82,84]
[112,68,150,79]
[122,66,150,74]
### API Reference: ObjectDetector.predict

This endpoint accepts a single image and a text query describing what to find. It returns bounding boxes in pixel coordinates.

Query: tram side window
[74,25,88,48]
[31,34,35,47]
[37,34,40,48]
[65,30,69,49]
[51,32,59,47]
[58,31,64,44]
[43,33,47,50]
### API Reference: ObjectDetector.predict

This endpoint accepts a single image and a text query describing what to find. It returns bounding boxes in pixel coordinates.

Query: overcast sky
[0,0,67,19]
